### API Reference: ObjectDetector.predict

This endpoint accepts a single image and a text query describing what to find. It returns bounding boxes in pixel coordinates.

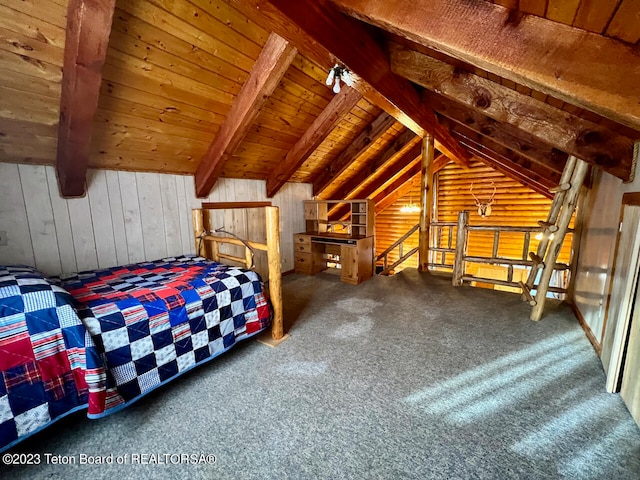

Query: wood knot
[576,130,603,146]
[474,93,491,109]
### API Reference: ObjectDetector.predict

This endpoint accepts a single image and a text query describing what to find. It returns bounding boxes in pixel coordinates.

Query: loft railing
[451,211,571,294]
[376,223,419,275]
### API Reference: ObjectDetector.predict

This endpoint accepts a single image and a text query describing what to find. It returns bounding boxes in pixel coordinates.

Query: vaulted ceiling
[0,0,638,205]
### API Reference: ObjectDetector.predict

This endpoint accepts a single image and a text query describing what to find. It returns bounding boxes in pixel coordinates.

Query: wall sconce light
[326,64,354,93]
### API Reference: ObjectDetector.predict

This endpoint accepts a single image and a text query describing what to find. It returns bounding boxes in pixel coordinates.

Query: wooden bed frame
[192,204,284,343]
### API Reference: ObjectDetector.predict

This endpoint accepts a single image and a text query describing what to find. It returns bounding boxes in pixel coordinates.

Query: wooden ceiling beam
[324,129,420,202]
[423,90,568,175]
[451,131,560,196]
[375,151,449,214]
[266,86,362,198]
[195,33,297,198]
[332,0,640,131]
[236,0,471,168]
[370,161,423,210]
[56,0,116,197]
[458,141,555,199]
[328,143,421,220]
[442,119,565,184]
[390,44,634,181]
[313,112,396,196]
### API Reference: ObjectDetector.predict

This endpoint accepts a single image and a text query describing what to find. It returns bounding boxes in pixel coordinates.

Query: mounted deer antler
[470,182,496,217]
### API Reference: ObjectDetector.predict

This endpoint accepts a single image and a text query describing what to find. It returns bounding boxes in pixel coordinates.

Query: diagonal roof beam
[195,33,297,197]
[324,129,420,202]
[460,143,555,199]
[450,131,558,198]
[313,112,396,196]
[442,118,564,184]
[266,86,362,197]
[234,0,471,167]
[332,0,640,131]
[328,142,422,220]
[423,90,568,175]
[56,0,116,197]
[390,43,634,180]
[375,172,420,214]
[374,154,447,214]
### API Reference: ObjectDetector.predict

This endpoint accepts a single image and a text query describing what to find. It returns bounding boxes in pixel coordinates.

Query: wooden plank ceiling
[0,0,638,199]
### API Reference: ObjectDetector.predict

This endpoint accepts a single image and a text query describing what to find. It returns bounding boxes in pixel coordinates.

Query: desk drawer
[294,252,313,274]
[295,242,313,253]
[294,234,311,245]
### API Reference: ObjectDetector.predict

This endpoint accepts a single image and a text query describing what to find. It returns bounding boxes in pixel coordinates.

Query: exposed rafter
[424,90,568,175]
[461,142,555,199]
[266,86,362,198]
[332,0,640,130]
[195,33,297,198]
[56,0,116,197]
[233,0,471,167]
[389,43,634,180]
[442,119,564,184]
[374,152,447,214]
[328,142,422,220]
[324,129,420,202]
[376,174,420,214]
[313,112,396,196]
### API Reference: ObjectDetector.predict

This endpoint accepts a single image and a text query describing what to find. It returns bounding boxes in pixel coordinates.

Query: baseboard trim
[571,302,602,356]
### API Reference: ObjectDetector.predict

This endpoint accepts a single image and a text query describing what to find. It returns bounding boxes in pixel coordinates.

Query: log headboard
[192,204,283,342]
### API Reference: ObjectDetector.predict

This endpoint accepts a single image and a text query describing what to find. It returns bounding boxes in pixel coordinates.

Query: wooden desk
[293,232,374,285]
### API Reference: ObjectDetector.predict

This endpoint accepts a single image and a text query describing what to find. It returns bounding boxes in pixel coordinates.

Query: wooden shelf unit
[296,199,375,284]
[303,199,374,237]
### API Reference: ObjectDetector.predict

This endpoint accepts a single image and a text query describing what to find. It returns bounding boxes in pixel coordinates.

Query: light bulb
[342,70,354,87]
[333,76,341,93]
[325,68,335,86]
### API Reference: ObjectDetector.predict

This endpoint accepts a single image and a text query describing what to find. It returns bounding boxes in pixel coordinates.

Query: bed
[0,205,284,452]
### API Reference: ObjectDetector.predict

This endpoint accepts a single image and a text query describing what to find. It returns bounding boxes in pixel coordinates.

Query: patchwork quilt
[0,266,89,452]
[0,256,271,451]
[60,255,271,418]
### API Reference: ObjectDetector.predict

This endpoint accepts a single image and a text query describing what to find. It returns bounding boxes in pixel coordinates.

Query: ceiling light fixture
[326,64,354,93]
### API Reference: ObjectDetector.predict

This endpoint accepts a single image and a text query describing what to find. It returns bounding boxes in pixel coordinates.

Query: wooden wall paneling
[0,47,61,83]
[135,172,168,261]
[87,170,118,268]
[67,195,99,272]
[45,166,78,273]
[104,170,130,266]
[175,175,193,255]
[519,0,548,16]
[159,174,183,257]
[117,171,146,263]
[18,165,61,275]
[0,25,64,68]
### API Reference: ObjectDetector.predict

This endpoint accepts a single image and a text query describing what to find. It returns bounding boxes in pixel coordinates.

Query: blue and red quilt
[0,256,271,451]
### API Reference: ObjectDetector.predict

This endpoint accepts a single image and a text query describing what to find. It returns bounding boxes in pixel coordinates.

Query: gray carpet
[3,269,640,479]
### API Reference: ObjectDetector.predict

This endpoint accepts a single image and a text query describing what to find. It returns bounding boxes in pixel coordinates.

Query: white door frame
[603,194,640,392]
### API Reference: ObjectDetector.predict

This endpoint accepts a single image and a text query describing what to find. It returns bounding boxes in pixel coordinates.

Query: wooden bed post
[265,206,284,341]
[192,209,204,256]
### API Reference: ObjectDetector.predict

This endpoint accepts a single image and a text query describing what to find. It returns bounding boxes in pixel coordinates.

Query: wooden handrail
[376,223,419,261]
[379,247,419,275]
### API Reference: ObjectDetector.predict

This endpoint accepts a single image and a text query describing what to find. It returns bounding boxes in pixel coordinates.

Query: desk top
[299,231,368,240]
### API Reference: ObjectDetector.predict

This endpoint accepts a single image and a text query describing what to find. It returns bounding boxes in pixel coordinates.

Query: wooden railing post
[419,134,434,271]
[452,210,469,286]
